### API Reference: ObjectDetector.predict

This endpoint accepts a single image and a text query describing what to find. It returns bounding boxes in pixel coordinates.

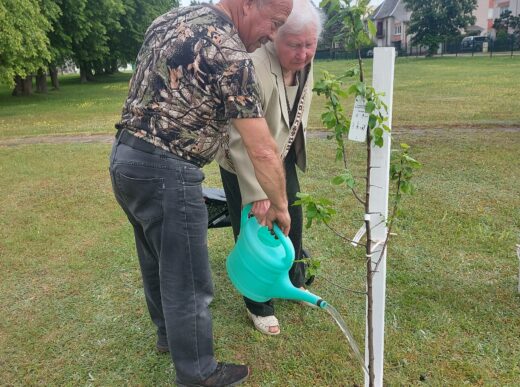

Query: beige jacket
[216,43,314,204]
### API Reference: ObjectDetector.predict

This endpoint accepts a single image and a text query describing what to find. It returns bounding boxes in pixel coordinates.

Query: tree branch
[351,187,366,205]
[324,222,367,248]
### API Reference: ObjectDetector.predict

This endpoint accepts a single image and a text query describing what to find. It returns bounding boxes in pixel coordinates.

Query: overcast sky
[178,0,384,8]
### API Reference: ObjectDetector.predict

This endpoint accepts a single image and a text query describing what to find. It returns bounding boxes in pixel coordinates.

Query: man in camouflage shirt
[109,1,292,385]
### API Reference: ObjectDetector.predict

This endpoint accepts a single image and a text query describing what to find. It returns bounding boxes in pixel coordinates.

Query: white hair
[277,0,326,40]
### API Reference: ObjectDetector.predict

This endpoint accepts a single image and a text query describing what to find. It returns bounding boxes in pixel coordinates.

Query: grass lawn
[0,56,519,140]
[1,132,519,385]
[1,56,519,385]
[310,55,520,129]
[0,74,129,138]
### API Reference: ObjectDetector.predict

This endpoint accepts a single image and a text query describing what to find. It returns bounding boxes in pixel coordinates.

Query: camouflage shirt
[116,5,263,167]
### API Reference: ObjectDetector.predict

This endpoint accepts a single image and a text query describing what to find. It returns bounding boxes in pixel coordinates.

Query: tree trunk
[365,128,375,387]
[110,59,119,74]
[79,63,93,83]
[12,76,24,96]
[22,76,33,96]
[49,65,60,89]
[36,68,48,93]
[86,64,95,81]
[80,66,87,83]
[93,61,104,76]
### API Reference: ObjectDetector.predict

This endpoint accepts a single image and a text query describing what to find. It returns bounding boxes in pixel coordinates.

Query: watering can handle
[272,222,295,266]
[240,203,253,229]
[241,203,294,265]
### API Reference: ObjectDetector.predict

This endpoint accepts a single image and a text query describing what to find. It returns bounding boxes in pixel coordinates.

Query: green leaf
[356,82,366,95]
[374,135,384,147]
[368,114,377,129]
[320,0,332,8]
[321,111,337,128]
[347,83,359,95]
[400,180,413,194]
[335,147,343,161]
[331,172,356,189]
[367,19,377,37]
[331,175,345,185]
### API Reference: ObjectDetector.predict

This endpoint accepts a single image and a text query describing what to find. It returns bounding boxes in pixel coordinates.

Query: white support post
[365,47,395,387]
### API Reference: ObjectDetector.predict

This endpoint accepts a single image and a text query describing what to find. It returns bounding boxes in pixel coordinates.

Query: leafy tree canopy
[0,0,58,86]
[403,0,477,56]
[1,0,178,87]
[321,0,375,51]
[493,9,520,37]
[111,0,176,67]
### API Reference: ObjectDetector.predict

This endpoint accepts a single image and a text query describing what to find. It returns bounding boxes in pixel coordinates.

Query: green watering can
[226,203,327,308]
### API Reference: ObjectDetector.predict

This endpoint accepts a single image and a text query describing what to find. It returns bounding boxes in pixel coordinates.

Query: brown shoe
[156,343,169,353]
[177,362,250,387]
[156,337,169,353]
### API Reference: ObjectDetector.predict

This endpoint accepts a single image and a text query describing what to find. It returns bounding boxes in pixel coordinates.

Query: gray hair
[277,0,326,40]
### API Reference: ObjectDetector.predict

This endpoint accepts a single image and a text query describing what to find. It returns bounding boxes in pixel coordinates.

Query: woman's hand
[251,199,271,219]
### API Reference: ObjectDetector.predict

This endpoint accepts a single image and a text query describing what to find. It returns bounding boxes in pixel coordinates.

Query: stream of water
[324,304,369,377]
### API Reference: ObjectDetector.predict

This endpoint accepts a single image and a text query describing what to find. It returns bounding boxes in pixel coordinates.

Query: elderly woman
[217,0,324,335]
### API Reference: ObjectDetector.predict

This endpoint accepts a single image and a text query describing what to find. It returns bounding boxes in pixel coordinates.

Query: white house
[372,0,411,53]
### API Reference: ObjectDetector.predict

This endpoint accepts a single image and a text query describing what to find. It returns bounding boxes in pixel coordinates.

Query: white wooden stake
[365,47,395,387]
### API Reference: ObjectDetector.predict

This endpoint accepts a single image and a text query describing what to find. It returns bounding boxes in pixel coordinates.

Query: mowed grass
[0,73,129,138]
[309,55,520,129]
[0,129,519,385]
[0,55,519,140]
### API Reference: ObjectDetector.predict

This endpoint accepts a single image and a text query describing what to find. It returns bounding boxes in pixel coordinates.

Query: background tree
[1,0,178,94]
[36,0,62,92]
[403,0,477,56]
[493,9,519,33]
[45,0,92,90]
[70,0,124,82]
[109,0,176,74]
[493,10,520,50]
[493,10,520,49]
[318,1,344,56]
[0,0,56,94]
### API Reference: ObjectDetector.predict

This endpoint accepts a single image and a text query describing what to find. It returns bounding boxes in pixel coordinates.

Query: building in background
[371,0,519,53]
[372,0,411,52]
[469,0,490,35]
[488,0,520,30]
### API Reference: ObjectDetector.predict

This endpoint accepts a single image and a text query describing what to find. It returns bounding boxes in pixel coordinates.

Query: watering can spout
[226,204,327,309]
[278,284,328,309]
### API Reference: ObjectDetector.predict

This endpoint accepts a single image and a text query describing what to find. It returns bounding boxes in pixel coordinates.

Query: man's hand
[252,199,290,235]
[232,117,290,235]
[261,204,291,236]
[252,200,290,236]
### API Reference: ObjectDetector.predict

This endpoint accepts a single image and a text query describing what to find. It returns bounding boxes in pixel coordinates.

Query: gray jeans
[109,134,217,383]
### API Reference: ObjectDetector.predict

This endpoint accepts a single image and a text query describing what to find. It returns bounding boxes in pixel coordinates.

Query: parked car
[460,36,489,51]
